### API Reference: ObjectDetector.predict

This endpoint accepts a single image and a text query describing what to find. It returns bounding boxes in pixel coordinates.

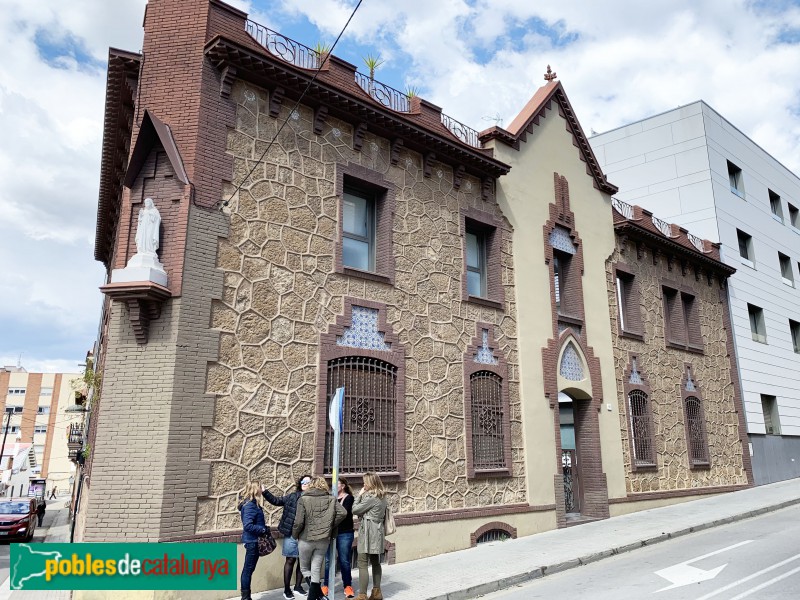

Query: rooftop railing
[354,72,411,113]
[441,113,480,148]
[651,215,674,238]
[687,233,706,252]
[611,197,635,219]
[246,20,321,70]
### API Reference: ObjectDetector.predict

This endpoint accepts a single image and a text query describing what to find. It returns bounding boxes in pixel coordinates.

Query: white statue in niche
[110,197,168,287]
[135,197,161,255]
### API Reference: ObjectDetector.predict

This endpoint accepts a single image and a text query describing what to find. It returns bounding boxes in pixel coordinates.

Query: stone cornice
[203,36,511,179]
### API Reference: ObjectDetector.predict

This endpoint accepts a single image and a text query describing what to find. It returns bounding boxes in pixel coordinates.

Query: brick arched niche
[315,298,406,482]
[680,363,710,470]
[463,323,512,478]
[622,354,657,472]
[470,521,517,547]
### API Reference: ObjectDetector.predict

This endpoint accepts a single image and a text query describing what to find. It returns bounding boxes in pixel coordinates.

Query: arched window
[324,356,398,474]
[469,371,505,471]
[684,396,709,466]
[628,390,655,467]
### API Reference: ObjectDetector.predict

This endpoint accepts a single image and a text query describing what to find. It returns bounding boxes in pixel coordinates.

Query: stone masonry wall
[200,80,525,532]
[607,242,747,493]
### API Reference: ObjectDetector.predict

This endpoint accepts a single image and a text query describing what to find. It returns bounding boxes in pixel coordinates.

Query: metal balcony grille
[245,20,321,70]
[324,357,398,474]
[470,371,505,471]
[684,396,709,465]
[476,529,511,544]
[628,390,655,466]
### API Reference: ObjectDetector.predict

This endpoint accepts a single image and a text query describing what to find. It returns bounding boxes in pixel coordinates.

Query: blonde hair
[241,481,264,508]
[308,477,330,493]
[362,472,385,498]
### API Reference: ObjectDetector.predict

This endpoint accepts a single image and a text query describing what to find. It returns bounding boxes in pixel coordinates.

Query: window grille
[684,396,709,466]
[470,371,505,471]
[628,390,655,466]
[476,529,511,544]
[324,357,397,474]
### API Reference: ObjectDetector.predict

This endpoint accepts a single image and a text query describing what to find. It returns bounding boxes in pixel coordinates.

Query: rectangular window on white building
[39,387,53,396]
[737,229,754,265]
[761,394,781,435]
[7,388,26,395]
[728,161,744,197]
[34,425,47,434]
[769,190,783,223]
[748,304,767,343]
[37,406,51,415]
[5,406,24,414]
[789,203,799,228]
[779,253,794,287]
[790,320,800,354]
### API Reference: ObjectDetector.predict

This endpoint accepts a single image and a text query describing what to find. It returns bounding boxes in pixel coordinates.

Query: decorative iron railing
[611,197,635,219]
[354,72,411,113]
[687,232,706,252]
[441,113,481,148]
[245,20,321,70]
[651,215,673,238]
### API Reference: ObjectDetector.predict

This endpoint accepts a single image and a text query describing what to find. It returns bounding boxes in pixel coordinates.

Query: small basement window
[476,529,512,544]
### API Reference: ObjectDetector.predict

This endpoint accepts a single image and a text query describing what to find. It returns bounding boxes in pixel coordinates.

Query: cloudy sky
[1,0,799,372]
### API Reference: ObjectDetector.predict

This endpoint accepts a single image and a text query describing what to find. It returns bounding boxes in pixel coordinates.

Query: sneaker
[294,585,307,596]
[321,586,329,597]
[283,591,295,600]
[344,586,355,598]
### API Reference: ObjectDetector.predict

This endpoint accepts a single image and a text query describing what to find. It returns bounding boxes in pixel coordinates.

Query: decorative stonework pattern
[559,344,584,381]
[607,245,747,494]
[200,81,524,531]
[474,329,499,365]
[336,306,391,350]
[549,226,575,254]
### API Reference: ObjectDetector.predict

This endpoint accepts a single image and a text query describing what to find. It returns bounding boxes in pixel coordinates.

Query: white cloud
[1,0,799,372]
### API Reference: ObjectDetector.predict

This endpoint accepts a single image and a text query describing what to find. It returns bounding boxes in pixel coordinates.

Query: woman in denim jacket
[239,481,270,600]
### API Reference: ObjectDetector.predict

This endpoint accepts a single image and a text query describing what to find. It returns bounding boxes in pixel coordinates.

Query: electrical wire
[220,0,365,209]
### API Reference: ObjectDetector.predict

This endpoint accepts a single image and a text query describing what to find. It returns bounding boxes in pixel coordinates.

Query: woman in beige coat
[351,472,388,600]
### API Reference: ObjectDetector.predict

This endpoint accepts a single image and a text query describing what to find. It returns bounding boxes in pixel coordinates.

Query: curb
[425,496,800,600]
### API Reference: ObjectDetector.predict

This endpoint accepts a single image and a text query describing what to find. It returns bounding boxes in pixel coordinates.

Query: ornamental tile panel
[549,226,576,254]
[474,329,499,365]
[559,343,584,381]
[336,306,391,351]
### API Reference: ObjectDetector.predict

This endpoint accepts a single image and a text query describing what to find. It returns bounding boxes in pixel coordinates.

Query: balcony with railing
[67,423,84,462]
[244,19,483,149]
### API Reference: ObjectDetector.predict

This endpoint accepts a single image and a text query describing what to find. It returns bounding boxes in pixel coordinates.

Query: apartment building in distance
[590,101,800,485]
[0,366,83,494]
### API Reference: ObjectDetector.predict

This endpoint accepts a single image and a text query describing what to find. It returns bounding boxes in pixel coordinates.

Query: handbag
[383,503,396,536]
[257,528,277,557]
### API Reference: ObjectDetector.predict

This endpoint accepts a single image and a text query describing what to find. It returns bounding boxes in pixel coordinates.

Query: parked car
[0,498,37,542]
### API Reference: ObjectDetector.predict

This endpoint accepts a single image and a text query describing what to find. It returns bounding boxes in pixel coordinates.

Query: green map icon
[11,544,63,590]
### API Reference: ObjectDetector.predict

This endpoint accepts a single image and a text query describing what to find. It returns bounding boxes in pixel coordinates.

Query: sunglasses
[301,480,312,485]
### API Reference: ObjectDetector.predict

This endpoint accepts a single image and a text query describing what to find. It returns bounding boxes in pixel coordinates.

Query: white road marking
[0,575,10,600]
[694,552,800,600]
[654,540,753,592]
[725,564,800,600]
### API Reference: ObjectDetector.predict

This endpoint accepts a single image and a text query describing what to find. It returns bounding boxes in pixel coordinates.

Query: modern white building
[590,101,800,485]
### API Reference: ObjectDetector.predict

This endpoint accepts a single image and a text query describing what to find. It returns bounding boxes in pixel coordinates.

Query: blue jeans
[324,531,354,587]
[241,542,259,590]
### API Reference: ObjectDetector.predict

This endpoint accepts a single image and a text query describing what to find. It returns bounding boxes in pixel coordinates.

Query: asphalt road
[483,504,800,600]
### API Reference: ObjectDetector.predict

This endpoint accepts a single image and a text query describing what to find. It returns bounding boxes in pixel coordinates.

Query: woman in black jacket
[263,474,312,600]
[239,481,269,600]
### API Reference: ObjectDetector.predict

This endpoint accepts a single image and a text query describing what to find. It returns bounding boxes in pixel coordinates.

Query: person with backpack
[239,481,270,600]
[351,472,388,600]
[292,477,347,600]
[263,475,312,599]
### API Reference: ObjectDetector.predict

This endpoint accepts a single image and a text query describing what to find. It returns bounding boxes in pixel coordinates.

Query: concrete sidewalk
[240,478,800,600]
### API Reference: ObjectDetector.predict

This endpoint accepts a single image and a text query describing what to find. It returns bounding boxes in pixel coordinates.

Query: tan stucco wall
[202,80,526,533]
[487,104,627,505]
[46,374,82,492]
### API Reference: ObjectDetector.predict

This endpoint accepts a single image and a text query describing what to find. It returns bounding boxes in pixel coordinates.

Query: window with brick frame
[334,163,396,285]
[614,265,642,338]
[469,371,506,472]
[662,285,703,352]
[461,210,504,308]
[323,356,398,476]
[628,390,656,468]
[684,396,710,466]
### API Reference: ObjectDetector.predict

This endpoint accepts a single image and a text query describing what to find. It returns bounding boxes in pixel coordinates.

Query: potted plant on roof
[363,53,385,97]
[314,41,331,68]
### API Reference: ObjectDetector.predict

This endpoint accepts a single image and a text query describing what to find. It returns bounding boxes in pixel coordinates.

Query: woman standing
[239,481,270,600]
[322,477,356,598]
[351,473,388,600]
[264,475,313,600]
[292,477,347,600]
